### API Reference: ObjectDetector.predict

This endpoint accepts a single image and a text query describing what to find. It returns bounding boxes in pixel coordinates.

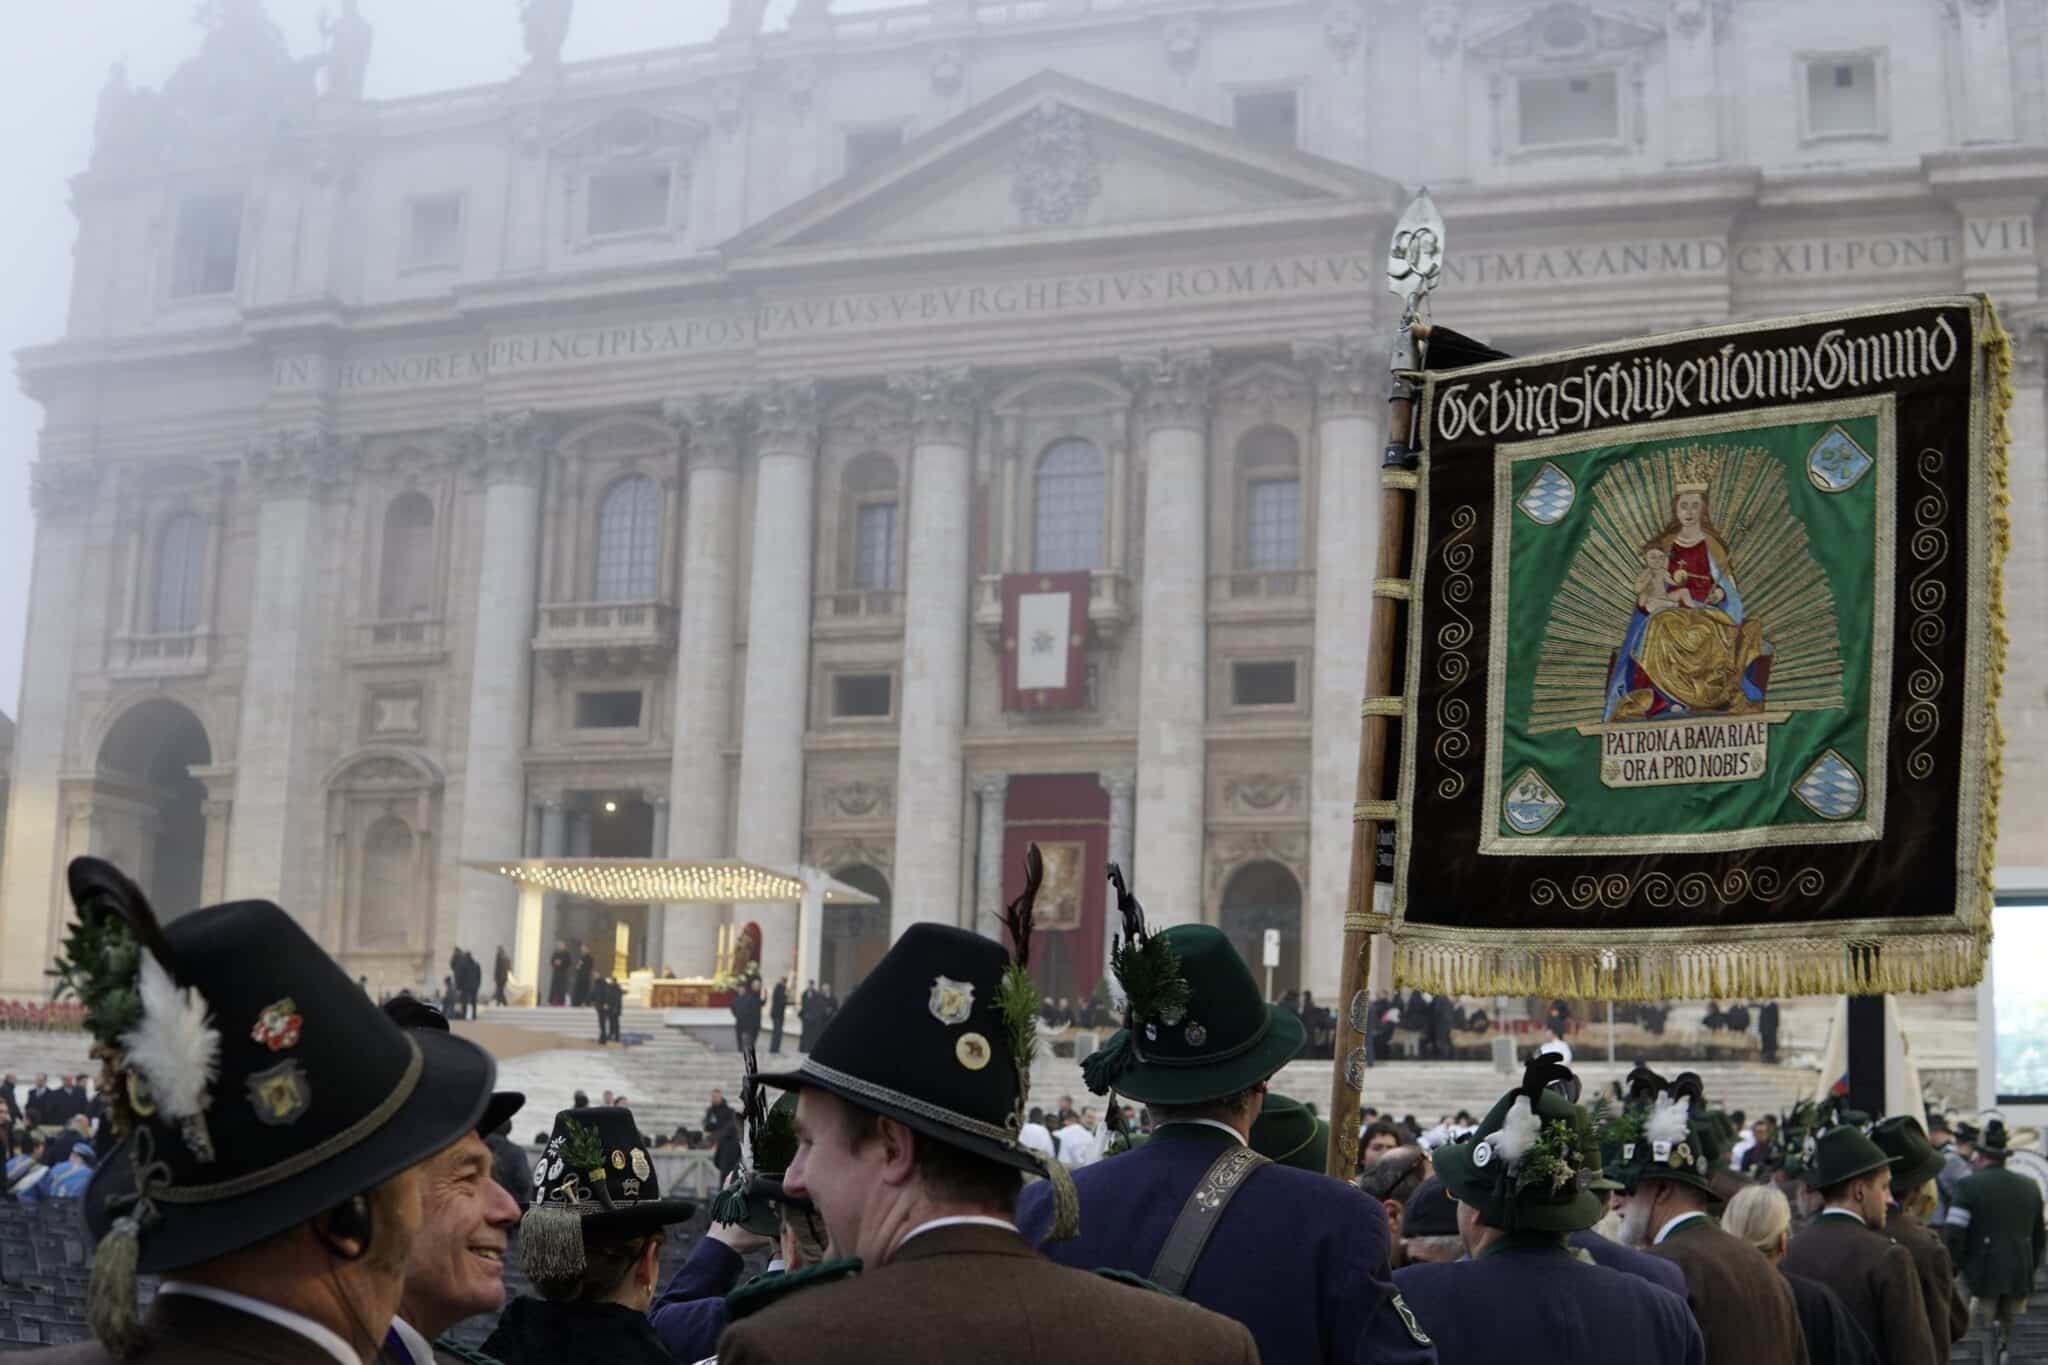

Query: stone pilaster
[1999,325,2048,875]
[736,380,820,982]
[1954,0,2017,145]
[1123,348,1211,927]
[1296,336,1389,1002]
[889,367,978,938]
[228,429,343,911]
[646,792,671,970]
[1098,767,1136,988]
[662,394,748,976]
[973,773,1009,934]
[454,411,546,961]
[1664,0,1721,165]
[0,463,100,991]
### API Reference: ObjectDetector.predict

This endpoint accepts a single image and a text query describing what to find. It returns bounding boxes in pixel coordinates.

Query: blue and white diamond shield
[1806,426,1873,494]
[1503,767,1565,834]
[1792,749,1864,820]
[1517,462,1576,525]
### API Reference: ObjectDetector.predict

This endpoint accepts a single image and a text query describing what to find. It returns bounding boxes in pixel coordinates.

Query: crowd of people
[0,851,2042,1365]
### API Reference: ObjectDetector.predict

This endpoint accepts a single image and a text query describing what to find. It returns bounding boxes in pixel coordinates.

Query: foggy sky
[0,0,903,716]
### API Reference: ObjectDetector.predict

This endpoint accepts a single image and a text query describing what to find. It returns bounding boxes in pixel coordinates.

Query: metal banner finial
[1387,187,1445,320]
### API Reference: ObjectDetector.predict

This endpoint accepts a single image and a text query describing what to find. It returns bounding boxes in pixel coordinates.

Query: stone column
[661,395,747,975]
[646,793,670,970]
[454,412,546,960]
[735,380,820,983]
[2000,333,2048,874]
[1099,768,1136,986]
[1123,349,1212,927]
[889,367,978,937]
[973,773,1009,933]
[0,463,99,992]
[1296,336,1389,1003]
[229,430,338,908]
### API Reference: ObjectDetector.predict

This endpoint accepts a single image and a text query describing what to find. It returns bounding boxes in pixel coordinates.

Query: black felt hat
[58,859,496,1353]
[1872,1115,1945,1192]
[1402,1175,1459,1238]
[381,995,525,1138]
[519,1106,694,1281]
[759,924,1043,1175]
[1978,1118,2011,1158]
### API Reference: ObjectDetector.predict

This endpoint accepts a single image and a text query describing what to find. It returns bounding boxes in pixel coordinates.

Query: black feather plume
[1000,844,1046,970]
[1623,1063,1670,1104]
[1520,1052,1577,1105]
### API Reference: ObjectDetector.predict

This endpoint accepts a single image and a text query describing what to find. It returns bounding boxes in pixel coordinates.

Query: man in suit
[1944,1118,2046,1362]
[1609,1071,1804,1365]
[1760,1000,1781,1062]
[492,946,511,1007]
[26,856,499,1365]
[1017,903,1435,1365]
[1397,1056,1704,1365]
[573,944,595,1007]
[1872,1115,1968,1362]
[718,917,1260,1364]
[547,939,572,1006]
[732,977,763,1054]
[379,996,527,1365]
[1782,1123,1938,1365]
[768,975,789,1054]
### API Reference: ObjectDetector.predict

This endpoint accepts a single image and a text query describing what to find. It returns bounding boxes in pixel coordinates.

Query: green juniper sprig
[559,1115,605,1177]
[49,911,144,1052]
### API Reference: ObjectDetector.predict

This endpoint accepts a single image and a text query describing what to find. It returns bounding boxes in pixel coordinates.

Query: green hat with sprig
[1437,1054,1603,1232]
[1081,866,1305,1105]
[1597,1066,1725,1198]
[755,846,1080,1240]
[707,1048,806,1237]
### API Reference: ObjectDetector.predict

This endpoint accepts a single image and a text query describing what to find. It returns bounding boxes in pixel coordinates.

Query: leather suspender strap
[1147,1145,1270,1296]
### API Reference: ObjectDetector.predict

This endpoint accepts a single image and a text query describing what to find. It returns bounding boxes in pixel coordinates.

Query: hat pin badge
[1184,1020,1208,1048]
[956,1032,992,1070]
[1472,1139,1493,1168]
[929,976,975,1026]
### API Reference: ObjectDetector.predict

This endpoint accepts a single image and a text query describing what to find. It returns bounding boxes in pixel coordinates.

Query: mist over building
[2,0,2042,1015]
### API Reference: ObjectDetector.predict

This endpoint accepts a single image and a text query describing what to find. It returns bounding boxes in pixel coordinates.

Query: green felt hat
[1082,894,1304,1106]
[1804,1124,1894,1190]
[1872,1115,1944,1192]
[1436,1054,1602,1233]
[1249,1094,1329,1172]
[1597,1069,1723,1198]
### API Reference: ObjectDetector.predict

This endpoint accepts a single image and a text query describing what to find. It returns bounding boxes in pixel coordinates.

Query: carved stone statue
[720,0,771,39]
[320,0,373,101]
[520,0,573,71]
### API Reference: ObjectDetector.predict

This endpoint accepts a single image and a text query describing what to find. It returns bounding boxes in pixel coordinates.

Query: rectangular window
[1805,57,1881,137]
[574,690,643,729]
[845,126,905,176]
[1232,90,1300,149]
[404,193,464,268]
[586,169,672,237]
[831,673,893,719]
[1517,71,1620,147]
[1245,478,1301,571]
[169,193,243,299]
[1231,660,1297,708]
[853,501,898,590]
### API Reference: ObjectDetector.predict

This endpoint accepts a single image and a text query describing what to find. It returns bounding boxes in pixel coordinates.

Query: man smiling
[381,997,526,1365]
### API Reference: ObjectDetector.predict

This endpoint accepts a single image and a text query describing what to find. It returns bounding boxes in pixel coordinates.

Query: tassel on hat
[1039,1152,1081,1242]
[517,1203,587,1282]
[87,1214,145,1358]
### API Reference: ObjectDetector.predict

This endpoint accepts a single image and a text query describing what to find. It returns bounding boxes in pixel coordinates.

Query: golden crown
[1671,446,1722,495]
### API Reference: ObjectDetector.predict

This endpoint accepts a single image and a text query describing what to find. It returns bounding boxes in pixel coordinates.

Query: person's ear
[878,1116,919,1186]
[1381,1199,1403,1232]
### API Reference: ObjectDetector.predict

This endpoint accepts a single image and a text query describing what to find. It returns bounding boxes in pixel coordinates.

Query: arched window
[594,475,661,601]
[153,512,207,633]
[358,817,415,949]
[1237,427,1301,571]
[1032,438,1104,572]
[377,491,436,619]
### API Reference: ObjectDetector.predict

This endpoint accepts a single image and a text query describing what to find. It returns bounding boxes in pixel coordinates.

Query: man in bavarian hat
[1017,870,1434,1365]
[1395,1055,1704,1365]
[376,996,527,1365]
[716,905,1260,1364]
[652,1077,827,1360]
[1608,1068,1805,1365]
[1871,1115,1969,1362]
[1944,1118,2045,1363]
[1782,1115,1937,1365]
[32,857,500,1365]
[481,1105,694,1365]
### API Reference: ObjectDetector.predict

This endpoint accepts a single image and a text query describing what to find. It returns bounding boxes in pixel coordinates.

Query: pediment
[1467,3,1664,62]
[726,71,1397,259]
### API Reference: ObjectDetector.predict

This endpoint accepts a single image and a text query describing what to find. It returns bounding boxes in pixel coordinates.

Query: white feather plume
[1645,1090,1691,1148]
[120,955,220,1122]
[1490,1095,1544,1166]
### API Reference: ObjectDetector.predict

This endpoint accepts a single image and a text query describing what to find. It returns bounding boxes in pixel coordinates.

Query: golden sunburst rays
[1527,444,1846,735]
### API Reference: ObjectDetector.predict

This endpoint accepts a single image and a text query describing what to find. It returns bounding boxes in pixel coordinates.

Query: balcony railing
[1211,569,1315,604]
[816,589,904,619]
[533,600,677,674]
[350,618,447,663]
[111,631,210,678]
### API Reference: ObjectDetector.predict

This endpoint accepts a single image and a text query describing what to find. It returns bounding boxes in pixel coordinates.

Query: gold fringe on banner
[1977,297,2013,943]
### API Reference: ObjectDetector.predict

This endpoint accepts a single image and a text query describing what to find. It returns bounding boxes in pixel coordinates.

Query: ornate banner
[1390,297,2009,999]
[1002,572,1089,710]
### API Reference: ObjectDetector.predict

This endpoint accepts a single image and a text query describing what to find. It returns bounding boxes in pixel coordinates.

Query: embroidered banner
[1389,296,2009,999]
[1002,572,1090,710]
